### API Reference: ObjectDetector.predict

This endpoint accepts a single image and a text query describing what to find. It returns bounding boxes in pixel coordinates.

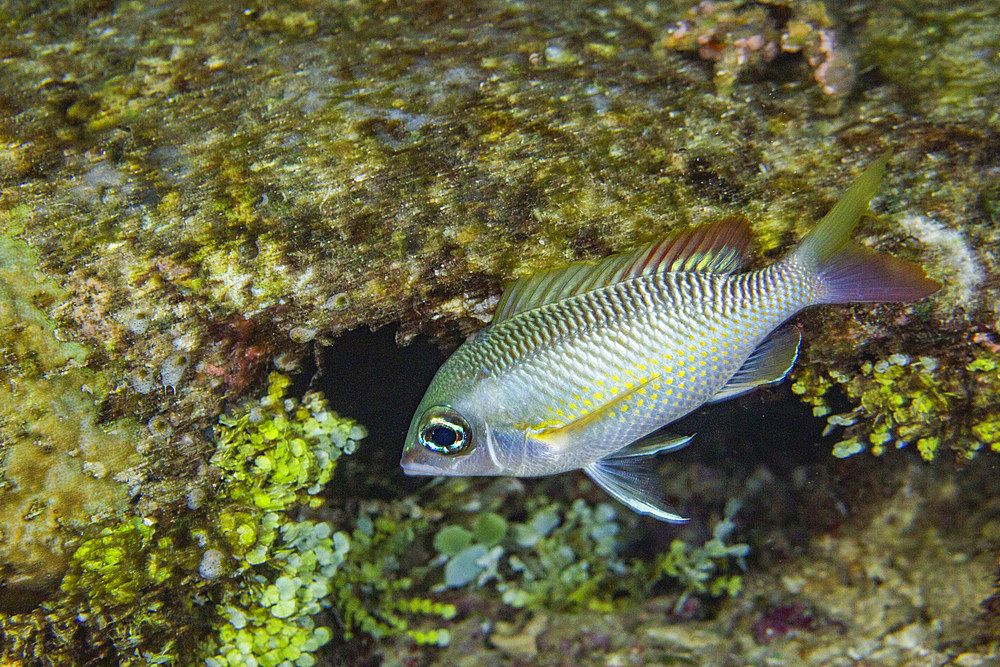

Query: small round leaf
[472,512,507,546]
[433,525,473,556]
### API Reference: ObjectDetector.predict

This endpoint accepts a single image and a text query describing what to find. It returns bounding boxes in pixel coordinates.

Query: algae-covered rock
[1,373,369,665]
[861,0,1000,122]
[0,233,140,594]
[0,0,998,663]
[0,0,995,463]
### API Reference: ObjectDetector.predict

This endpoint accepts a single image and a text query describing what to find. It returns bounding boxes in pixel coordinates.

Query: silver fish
[401,156,939,521]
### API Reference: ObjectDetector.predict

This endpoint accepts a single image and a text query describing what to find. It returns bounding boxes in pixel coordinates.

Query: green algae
[652,499,748,609]
[200,373,368,665]
[414,485,752,620]
[0,373,369,666]
[203,519,348,667]
[330,511,457,647]
[792,343,1000,461]
[431,499,628,612]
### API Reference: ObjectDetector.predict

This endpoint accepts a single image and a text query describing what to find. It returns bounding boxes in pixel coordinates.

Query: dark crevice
[670,384,832,473]
[315,327,446,501]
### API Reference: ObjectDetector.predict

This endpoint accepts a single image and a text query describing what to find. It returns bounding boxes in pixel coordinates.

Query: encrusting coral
[0,231,140,595]
[656,0,855,98]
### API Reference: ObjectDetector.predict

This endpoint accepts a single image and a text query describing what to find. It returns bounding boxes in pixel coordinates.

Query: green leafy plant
[432,500,627,611]
[653,499,749,611]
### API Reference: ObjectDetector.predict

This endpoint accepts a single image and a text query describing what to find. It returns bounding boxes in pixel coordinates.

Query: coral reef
[656,0,856,98]
[0,0,997,664]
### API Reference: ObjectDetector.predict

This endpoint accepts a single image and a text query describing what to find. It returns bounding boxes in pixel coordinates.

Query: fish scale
[402,156,940,522]
[484,268,802,472]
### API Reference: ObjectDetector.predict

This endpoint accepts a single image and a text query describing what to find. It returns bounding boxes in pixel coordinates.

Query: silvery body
[401,157,939,521]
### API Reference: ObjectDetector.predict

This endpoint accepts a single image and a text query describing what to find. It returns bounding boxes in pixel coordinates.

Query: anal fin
[709,325,801,403]
[585,451,688,523]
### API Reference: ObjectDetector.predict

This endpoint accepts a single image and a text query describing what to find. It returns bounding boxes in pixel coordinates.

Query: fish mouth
[400,460,443,476]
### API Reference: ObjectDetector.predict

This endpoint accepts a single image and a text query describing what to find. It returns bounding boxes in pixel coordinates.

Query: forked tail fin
[789,154,941,303]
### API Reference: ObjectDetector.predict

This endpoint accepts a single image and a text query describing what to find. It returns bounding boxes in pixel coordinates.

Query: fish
[400,156,940,521]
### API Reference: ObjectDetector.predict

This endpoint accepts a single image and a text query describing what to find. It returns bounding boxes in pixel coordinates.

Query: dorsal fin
[494,217,754,323]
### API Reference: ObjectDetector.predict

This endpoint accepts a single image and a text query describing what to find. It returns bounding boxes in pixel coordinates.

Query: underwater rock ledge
[0,0,998,664]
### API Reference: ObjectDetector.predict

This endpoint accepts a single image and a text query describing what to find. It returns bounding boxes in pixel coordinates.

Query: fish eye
[427,424,460,449]
[418,408,472,456]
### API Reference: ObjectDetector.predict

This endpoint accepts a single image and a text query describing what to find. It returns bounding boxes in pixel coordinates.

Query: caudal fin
[790,154,941,303]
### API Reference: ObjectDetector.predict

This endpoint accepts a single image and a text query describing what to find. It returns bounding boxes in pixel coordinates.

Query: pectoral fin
[709,325,801,403]
[605,432,694,459]
[585,450,687,523]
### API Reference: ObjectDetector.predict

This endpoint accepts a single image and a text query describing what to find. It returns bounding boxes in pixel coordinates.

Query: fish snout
[400,440,460,476]
[400,448,444,476]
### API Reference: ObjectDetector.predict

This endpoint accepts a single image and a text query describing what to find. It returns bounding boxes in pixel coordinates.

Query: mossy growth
[2,492,213,663]
[55,516,205,662]
[0,373,369,666]
[792,345,1000,461]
